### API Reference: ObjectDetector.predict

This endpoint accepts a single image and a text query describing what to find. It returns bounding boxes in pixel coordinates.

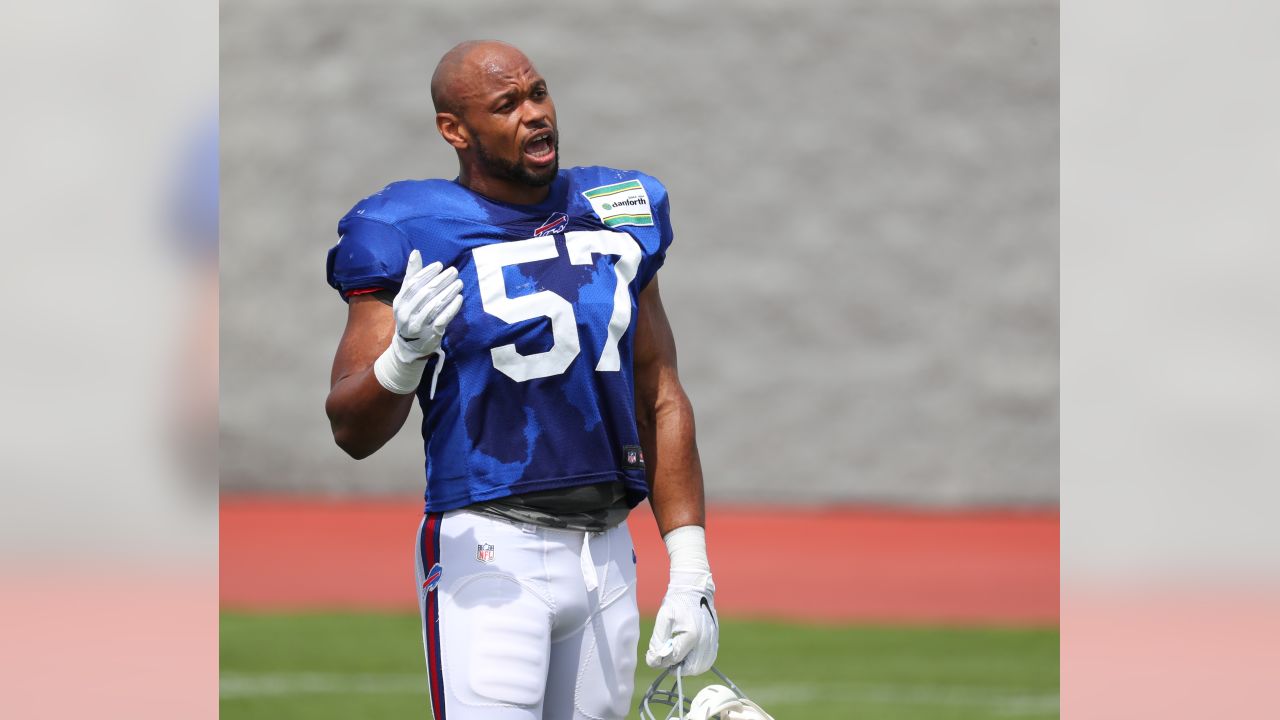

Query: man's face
[458,54,559,188]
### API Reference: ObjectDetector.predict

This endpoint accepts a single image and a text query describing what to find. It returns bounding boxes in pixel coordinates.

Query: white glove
[645,526,719,676]
[373,249,464,394]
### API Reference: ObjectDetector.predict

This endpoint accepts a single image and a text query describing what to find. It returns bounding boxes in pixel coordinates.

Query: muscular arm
[324,295,418,459]
[633,276,705,535]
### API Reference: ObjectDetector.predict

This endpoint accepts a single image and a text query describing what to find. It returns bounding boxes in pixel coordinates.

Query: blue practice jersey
[326,166,673,512]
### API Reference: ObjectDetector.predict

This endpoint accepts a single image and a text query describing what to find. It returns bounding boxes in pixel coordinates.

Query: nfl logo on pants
[476,543,495,563]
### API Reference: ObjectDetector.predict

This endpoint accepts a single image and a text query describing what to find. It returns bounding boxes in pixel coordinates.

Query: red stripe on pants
[424,513,445,719]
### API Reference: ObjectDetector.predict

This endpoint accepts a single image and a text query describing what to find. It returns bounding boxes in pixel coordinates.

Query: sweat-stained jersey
[326,166,673,513]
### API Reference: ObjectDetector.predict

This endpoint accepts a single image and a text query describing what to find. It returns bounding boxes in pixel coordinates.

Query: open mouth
[523,130,556,165]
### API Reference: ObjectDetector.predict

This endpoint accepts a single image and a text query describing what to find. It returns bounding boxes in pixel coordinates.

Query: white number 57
[471,229,642,382]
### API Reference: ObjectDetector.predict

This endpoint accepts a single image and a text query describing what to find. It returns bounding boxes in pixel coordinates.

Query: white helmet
[639,665,775,720]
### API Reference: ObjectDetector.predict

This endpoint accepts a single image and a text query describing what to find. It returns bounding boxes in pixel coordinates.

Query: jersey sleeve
[325,215,413,300]
[636,174,673,290]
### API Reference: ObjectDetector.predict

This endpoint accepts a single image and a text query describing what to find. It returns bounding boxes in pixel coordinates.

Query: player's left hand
[645,570,719,675]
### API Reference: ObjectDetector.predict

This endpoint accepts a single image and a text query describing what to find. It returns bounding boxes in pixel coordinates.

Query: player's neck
[456,168,551,206]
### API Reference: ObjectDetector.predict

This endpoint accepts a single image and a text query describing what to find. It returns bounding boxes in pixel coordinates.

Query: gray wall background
[221,0,1058,505]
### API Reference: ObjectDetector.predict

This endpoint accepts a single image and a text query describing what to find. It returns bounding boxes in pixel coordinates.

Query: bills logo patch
[422,562,442,592]
[534,212,569,237]
[476,543,495,564]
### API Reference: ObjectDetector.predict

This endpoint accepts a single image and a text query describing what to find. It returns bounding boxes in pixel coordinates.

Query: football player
[324,40,718,719]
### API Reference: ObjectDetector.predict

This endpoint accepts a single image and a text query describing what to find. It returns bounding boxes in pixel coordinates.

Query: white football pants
[415,509,640,719]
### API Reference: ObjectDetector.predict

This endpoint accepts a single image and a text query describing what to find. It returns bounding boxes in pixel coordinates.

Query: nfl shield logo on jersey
[622,444,645,469]
[476,543,495,564]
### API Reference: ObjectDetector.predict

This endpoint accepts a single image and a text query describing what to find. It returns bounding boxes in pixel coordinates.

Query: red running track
[221,497,1057,624]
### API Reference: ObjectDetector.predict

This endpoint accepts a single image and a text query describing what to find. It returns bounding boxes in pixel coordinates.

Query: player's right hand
[391,249,464,362]
[373,249,463,395]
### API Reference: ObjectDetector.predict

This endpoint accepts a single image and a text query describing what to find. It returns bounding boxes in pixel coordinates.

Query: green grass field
[221,612,1058,719]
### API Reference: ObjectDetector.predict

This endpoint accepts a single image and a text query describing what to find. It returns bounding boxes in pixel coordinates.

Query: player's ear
[436,113,469,150]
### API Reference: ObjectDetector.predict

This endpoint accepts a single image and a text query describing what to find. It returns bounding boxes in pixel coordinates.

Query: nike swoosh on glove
[645,571,718,676]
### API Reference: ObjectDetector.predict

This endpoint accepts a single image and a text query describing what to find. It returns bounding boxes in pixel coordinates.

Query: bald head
[431,40,531,115]
[430,40,559,202]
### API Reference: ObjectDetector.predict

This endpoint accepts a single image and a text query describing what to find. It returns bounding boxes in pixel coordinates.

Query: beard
[473,132,559,188]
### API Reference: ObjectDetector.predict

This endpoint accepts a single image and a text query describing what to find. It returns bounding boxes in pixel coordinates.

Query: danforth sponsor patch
[582,179,654,228]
